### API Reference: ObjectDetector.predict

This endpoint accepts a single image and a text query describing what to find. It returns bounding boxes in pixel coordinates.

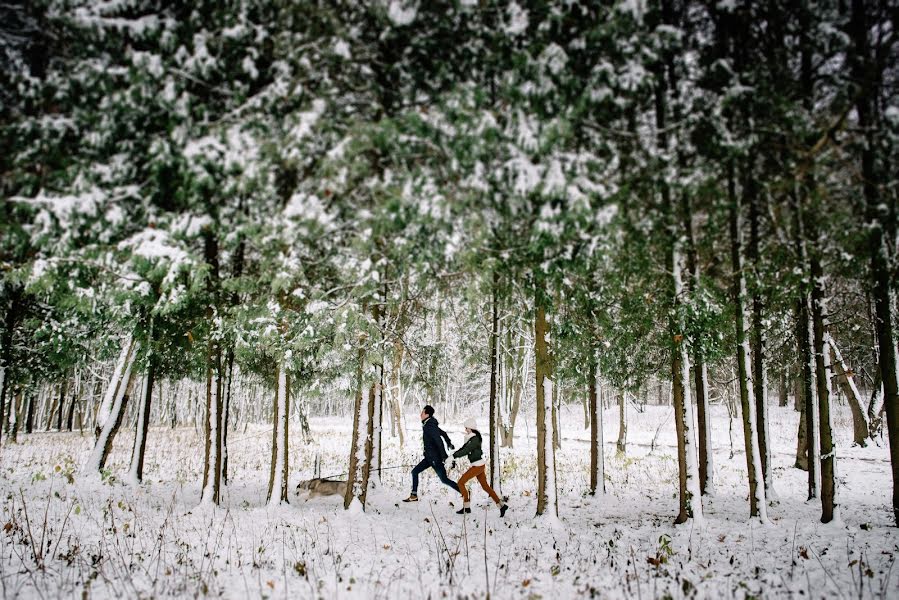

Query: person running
[452,418,508,516]
[403,405,459,502]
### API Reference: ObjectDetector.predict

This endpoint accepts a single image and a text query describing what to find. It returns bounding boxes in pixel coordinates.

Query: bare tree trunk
[85,369,137,473]
[534,298,557,518]
[729,163,768,521]
[488,270,500,486]
[128,359,156,485]
[616,392,627,455]
[795,386,809,470]
[222,349,235,485]
[779,373,789,408]
[829,335,870,446]
[267,363,290,505]
[65,371,78,432]
[589,360,605,496]
[696,362,715,495]
[84,343,139,474]
[345,343,373,511]
[850,0,899,526]
[810,244,838,523]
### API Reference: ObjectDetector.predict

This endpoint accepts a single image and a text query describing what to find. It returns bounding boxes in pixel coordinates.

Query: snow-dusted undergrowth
[1,404,895,598]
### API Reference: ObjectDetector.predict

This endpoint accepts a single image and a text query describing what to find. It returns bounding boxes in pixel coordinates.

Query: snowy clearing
[1,404,895,599]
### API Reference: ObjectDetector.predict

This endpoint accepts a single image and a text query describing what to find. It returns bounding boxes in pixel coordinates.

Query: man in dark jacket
[403,405,459,502]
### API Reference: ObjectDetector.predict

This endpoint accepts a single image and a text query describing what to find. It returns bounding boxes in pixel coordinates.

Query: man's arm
[438,427,454,449]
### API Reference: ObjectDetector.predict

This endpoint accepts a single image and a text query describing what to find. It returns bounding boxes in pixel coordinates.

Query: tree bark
[729,163,768,521]
[267,363,290,505]
[488,270,499,486]
[849,0,899,526]
[616,392,627,455]
[128,359,156,485]
[344,342,372,510]
[589,360,605,495]
[747,172,772,493]
[828,336,870,446]
[810,254,837,523]
[534,297,557,517]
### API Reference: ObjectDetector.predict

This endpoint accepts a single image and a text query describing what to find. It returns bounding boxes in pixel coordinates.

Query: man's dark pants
[411,458,460,494]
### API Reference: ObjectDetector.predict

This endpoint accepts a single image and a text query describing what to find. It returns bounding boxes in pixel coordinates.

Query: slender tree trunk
[681,190,714,496]
[747,176,772,494]
[671,243,703,524]
[345,343,372,511]
[267,363,290,505]
[6,389,22,443]
[794,195,819,498]
[85,366,138,473]
[65,374,78,432]
[729,164,768,521]
[829,336,870,446]
[616,392,627,455]
[391,340,405,448]
[795,386,809,470]
[810,229,838,522]
[84,342,139,474]
[128,359,156,485]
[222,349,235,485]
[779,373,789,408]
[589,360,605,495]
[696,362,715,495]
[552,374,561,450]
[24,392,35,434]
[488,270,499,486]
[534,298,557,518]
[201,351,223,505]
[95,336,136,439]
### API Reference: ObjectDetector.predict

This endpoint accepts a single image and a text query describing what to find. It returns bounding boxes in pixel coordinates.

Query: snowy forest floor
[0,403,896,599]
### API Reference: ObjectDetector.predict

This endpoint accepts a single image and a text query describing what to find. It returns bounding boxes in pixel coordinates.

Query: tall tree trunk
[84,342,139,474]
[696,362,715,495]
[616,392,627,455]
[670,243,703,524]
[65,372,78,432]
[729,164,768,521]
[201,229,224,506]
[589,360,605,496]
[55,380,65,432]
[810,253,837,523]
[25,392,35,434]
[794,196,819,498]
[6,389,22,444]
[85,366,138,473]
[391,340,405,448]
[488,270,500,486]
[344,343,372,511]
[552,374,561,450]
[222,349,235,485]
[829,336,870,446]
[128,359,156,485]
[681,189,714,496]
[95,336,136,440]
[0,286,22,445]
[201,352,223,505]
[779,373,789,408]
[747,173,772,494]
[534,298,557,518]
[267,363,290,505]
[795,384,809,471]
[371,303,383,486]
[849,0,899,526]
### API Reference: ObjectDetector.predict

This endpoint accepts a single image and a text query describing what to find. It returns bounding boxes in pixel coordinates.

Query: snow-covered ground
[1,403,895,598]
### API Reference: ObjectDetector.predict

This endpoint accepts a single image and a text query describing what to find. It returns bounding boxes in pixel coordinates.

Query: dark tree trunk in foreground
[849,0,899,527]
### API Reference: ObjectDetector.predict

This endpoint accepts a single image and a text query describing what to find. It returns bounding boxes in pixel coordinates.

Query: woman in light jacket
[452,418,509,516]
